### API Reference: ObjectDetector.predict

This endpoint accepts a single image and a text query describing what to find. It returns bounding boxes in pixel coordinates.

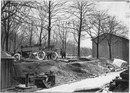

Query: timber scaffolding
[0,51,15,91]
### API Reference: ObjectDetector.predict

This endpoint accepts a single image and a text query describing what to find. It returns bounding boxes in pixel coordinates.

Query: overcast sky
[81,1,129,48]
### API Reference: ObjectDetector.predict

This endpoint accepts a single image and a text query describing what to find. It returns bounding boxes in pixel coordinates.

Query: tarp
[113,58,127,67]
[1,51,14,59]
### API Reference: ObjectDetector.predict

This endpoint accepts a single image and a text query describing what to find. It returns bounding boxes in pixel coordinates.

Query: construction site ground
[8,58,121,92]
[36,70,124,92]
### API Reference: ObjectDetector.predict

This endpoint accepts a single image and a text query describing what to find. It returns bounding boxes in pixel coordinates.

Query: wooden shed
[92,33,129,62]
[0,51,15,91]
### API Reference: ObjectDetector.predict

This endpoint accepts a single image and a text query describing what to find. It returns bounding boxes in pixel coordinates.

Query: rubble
[112,58,128,68]
[109,68,129,92]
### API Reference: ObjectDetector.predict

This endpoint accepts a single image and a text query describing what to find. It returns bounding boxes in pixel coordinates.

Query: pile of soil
[13,58,119,86]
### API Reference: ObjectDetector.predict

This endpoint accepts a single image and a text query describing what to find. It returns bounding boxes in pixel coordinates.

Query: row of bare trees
[85,12,128,59]
[1,0,66,53]
[63,1,128,58]
[1,0,128,59]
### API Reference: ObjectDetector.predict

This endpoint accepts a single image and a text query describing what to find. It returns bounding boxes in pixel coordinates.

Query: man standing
[60,49,66,59]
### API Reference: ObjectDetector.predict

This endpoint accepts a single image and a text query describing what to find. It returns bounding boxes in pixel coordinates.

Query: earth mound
[13,58,118,86]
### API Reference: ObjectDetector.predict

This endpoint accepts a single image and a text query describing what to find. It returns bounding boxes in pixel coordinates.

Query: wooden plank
[7,61,9,87]
[11,61,15,86]
[8,61,11,87]
[9,61,12,87]
[0,59,1,91]
[7,60,12,88]
[2,60,5,89]
[1,60,3,90]
[1,60,5,89]
[10,61,13,87]
[5,60,8,88]
[3,60,6,89]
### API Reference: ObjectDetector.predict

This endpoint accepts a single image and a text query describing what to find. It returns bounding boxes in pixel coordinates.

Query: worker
[60,49,66,58]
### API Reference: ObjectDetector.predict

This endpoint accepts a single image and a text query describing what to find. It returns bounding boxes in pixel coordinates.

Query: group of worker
[47,48,66,59]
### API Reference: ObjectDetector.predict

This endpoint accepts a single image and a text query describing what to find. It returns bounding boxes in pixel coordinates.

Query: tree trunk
[96,19,101,59]
[5,33,9,52]
[13,33,17,54]
[48,1,51,47]
[65,38,67,53]
[39,24,43,46]
[39,37,42,46]
[9,38,12,52]
[77,31,81,58]
[1,27,5,50]
[6,1,10,52]
[29,29,32,46]
[2,36,6,50]
[62,40,64,50]
[3,20,6,51]
[108,43,112,59]
[29,23,33,46]
[77,9,82,58]
[96,43,99,59]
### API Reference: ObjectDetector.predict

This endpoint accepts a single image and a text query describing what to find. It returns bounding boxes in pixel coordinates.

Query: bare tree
[28,21,34,46]
[66,1,94,57]
[1,1,22,52]
[53,27,59,47]
[103,16,129,59]
[56,21,69,53]
[2,1,11,52]
[34,3,48,46]
[1,0,38,52]
[39,0,66,47]
[10,30,26,53]
[85,11,108,58]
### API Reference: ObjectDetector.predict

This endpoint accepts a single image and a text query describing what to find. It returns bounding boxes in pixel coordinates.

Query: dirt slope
[13,58,118,86]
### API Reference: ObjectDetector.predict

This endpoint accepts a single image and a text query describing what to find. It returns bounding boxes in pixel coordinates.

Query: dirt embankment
[13,58,118,86]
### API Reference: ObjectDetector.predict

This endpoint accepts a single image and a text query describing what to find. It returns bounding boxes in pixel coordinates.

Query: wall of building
[122,39,129,62]
[99,39,109,58]
[92,37,110,59]
[92,41,96,58]
[111,37,123,59]
[92,34,129,62]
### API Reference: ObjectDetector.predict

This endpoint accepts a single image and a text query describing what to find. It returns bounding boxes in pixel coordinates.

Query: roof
[1,51,14,59]
[92,33,129,41]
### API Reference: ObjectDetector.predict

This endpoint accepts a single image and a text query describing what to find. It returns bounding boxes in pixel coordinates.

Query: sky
[80,1,130,48]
